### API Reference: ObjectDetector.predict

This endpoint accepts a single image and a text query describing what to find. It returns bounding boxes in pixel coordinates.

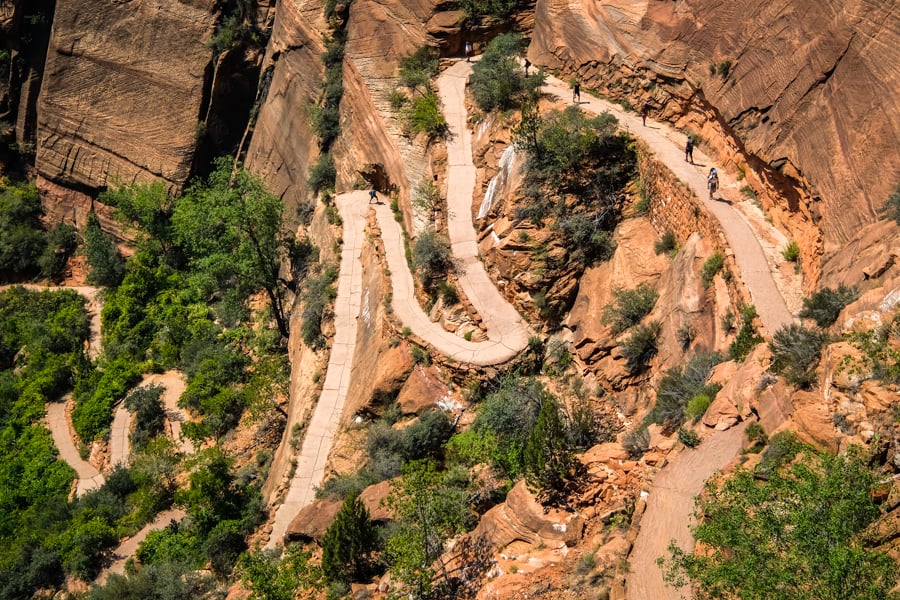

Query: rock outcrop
[529,0,900,283]
[36,0,218,192]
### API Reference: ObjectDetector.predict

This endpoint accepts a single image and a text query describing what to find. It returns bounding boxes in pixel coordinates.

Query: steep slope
[36,0,217,192]
[530,0,900,277]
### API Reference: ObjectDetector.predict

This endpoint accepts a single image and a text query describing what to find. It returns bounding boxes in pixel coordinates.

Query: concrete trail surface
[370,60,530,366]
[95,508,186,585]
[266,191,368,549]
[626,425,746,600]
[46,399,105,496]
[541,76,796,337]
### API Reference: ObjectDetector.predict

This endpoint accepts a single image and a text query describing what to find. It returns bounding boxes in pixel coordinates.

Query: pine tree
[523,399,574,500]
[321,493,377,583]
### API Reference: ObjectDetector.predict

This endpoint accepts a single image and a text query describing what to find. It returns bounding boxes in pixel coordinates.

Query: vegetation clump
[602,283,659,335]
[700,252,724,289]
[728,304,763,362]
[647,352,724,433]
[391,47,447,139]
[799,284,859,328]
[769,323,828,388]
[662,445,898,599]
[470,34,543,112]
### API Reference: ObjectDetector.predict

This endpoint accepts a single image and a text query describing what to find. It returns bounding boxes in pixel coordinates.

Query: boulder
[702,394,741,431]
[474,481,584,551]
[788,390,840,452]
[396,365,455,415]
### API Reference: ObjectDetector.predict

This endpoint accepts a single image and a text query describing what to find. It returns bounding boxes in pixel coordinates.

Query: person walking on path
[369,188,378,204]
[572,81,581,104]
[524,58,531,77]
[707,168,719,201]
[642,100,650,126]
[465,41,473,62]
[685,136,694,164]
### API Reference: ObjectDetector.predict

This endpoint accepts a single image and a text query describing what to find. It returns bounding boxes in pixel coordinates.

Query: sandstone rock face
[474,480,584,551]
[396,365,456,415]
[36,0,217,192]
[530,0,900,273]
[243,0,325,224]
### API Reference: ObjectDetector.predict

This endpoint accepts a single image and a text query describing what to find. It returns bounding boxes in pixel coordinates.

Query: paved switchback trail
[267,61,532,546]
[266,191,368,549]
[530,78,794,598]
[542,76,795,336]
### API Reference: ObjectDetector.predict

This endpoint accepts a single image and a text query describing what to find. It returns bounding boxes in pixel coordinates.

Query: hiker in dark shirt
[573,81,581,104]
[685,136,694,164]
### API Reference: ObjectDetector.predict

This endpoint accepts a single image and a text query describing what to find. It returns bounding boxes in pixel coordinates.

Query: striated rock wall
[243,0,325,224]
[529,0,900,282]
[36,0,218,192]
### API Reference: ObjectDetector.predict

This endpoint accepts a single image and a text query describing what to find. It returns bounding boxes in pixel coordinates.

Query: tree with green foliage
[662,447,899,599]
[470,33,542,112]
[39,222,79,281]
[458,0,517,21]
[172,158,293,337]
[84,213,126,287]
[238,545,322,600]
[0,179,46,278]
[523,398,575,501]
[384,460,475,598]
[322,493,378,583]
[125,385,166,451]
[89,561,215,600]
[648,351,724,433]
[413,229,452,290]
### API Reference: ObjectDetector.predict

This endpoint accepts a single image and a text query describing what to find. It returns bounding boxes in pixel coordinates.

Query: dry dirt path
[626,425,746,600]
[265,191,368,549]
[94,508,186,585]
[542,76,796,337]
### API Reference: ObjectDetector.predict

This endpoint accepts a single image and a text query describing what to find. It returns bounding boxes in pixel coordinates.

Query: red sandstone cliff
[529,0,900,284]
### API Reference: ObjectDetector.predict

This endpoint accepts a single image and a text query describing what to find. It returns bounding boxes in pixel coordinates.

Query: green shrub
[405,92,448,139]
[744,422,767,453]
[728,304,762,362]
[459,0,517,20]
[847,313,900,385]
[676,322,694,350]
[881,182,900,224]
[781,240,800,263]
[654,230,677,256]
[470,34,540,112]
[623,426,650,459]
[412,230,452,289]
[437,281,458,305]
[124,385,166,451]
[322,494,377,583]
[307,152,336,194]
[800,284,859,328]
[602,283,658,335]
[619,320,661,373]
[84,213,125,287]
[301,265,338,349]
[0,179,46,278]
[677,427,701,448]
[524,398,576,501]
[556,212,616,265]
[39,222,79,281]
[769,323,828,388]
[700,252,724,289]
[684,394,712,423]
[663,447,898,598]
[398,47,439,91]
[89,561,215,599]
[648,351,724,433]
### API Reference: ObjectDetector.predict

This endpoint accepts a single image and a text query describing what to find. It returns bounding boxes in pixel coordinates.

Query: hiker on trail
[707,168,719,201]
[573,81,581,104]
[465,41,473,62]
[685,136,694,164]
[369,188,378,204]
[642,100,650,126]
[524,58,531,77]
